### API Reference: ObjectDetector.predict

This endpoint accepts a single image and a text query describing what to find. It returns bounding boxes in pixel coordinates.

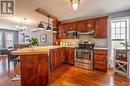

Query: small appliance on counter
[60,42,68,47]
[75,40,95,70]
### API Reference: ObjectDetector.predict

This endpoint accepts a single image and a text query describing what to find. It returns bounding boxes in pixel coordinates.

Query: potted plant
[30,38,39,50]
[120,40,130,49]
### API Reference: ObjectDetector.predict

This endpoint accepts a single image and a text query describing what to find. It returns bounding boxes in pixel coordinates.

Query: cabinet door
[68,48,75,65]
[55,49,60,67]
[59,25,67,39]
[53,33,57,45]
[72,22,77,31]
[60,48,65,63]
[94,49,108,72]
[50,49,56,70]
[94,54,100,64]
[50,49,59,70]
[77,20,86,31]
[95,17,107,38]
[94,54,107,71]
[86,19,95,31]
[67,23,73,31]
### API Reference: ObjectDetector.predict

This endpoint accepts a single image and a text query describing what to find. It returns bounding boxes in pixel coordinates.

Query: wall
[19,29,53,46]
[0,28,18,49]
[108,10,130,19]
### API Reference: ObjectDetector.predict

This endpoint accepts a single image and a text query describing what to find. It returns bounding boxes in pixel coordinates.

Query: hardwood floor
[0,55,130,86]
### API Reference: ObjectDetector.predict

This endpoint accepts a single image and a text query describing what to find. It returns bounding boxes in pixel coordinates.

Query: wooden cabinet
[65,48,75,65]
[50,48,75,70]
[59,24,67,39]
[50,48,65,70]
[20,54,48,86]
[57,16,108,39]
[94,49,108,72]
[67,23,73,31]
[53,33,57,45]
[53,20,60,45]
[95,17,107,38]
[86,19,95,31]
[77,20,86,31]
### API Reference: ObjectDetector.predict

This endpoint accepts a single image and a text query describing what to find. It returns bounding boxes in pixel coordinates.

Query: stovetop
[76,44,95,50]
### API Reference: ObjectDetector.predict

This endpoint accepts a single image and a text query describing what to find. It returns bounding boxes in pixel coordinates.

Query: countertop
[114,48,130,51]
[11,46,63,55]
[94,47,108,50]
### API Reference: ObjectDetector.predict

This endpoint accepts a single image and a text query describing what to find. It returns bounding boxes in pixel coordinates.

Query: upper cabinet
[59,24,67,39]
[77,20,86,31]
[95,16,108,38]
[66,23,73,31]
[86,19,95,31]
[58,16,108,39]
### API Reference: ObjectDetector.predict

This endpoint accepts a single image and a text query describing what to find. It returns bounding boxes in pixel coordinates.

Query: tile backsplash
[60,39,80,47]
[79,35,108,47]
[60,35,108,47]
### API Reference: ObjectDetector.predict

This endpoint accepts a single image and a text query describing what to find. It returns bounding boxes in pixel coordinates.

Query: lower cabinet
[50,48,75,71]
[65,48,75,65]
[50,48,65,70]
[94,49,108,72]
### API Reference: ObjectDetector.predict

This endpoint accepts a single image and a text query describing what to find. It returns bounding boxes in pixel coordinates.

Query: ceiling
[0,0,130,29]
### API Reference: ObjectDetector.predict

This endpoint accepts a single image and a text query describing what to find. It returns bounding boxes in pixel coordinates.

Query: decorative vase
[32,46,37,50]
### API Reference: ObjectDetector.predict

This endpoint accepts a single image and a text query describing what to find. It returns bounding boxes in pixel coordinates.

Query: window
[5,32,14,48]
[0,32,2,49]
[111,20,127,40]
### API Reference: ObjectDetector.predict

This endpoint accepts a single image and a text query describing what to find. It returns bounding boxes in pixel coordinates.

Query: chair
[7,50,20,71]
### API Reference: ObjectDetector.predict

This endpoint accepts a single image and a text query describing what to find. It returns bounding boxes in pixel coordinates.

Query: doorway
[108,17,130,68]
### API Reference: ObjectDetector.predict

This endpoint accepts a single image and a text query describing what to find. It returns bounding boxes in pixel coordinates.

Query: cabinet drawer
[94,55,107,63]
[94,49,107,55]
[94,63,107,71]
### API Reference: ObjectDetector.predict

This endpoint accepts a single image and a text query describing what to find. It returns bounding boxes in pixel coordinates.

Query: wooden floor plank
[0,56,130,86]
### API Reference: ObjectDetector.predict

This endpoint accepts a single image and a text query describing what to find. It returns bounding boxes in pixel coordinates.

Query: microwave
[67,31,78,39]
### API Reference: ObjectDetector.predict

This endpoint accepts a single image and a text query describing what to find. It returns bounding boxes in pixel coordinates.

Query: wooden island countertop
[11,46,62,55]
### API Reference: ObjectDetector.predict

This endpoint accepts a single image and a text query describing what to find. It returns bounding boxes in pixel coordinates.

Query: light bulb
[72,3,78,11]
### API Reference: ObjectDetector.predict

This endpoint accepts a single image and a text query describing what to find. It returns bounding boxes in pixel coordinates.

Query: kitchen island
[11,46,63,86]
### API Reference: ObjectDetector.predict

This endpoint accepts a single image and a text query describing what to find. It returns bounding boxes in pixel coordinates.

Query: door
[109,17,129,68]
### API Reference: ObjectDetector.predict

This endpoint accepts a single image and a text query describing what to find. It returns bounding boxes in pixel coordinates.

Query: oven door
[75,49,93,64]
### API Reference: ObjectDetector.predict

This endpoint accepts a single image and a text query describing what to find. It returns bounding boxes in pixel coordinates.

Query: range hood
[78,30,95,35]
[67,31,77,33]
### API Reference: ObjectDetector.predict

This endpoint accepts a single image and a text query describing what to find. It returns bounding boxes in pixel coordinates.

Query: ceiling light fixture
[38,21,44,29]
[70,0,80,11]
[46,16,52,31]
[16,18,27,31]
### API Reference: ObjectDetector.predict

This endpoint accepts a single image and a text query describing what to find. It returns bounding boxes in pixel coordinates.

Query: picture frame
[40,34,47,43]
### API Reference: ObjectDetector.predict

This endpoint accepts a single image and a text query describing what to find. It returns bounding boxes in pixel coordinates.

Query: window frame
[5,32,14,48]
[110,19,127,41]
[0,32,3,49]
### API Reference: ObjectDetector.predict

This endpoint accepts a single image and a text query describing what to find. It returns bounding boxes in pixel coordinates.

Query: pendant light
[70,0,80,11]
[46,16,52,31]
[38,21,44,29]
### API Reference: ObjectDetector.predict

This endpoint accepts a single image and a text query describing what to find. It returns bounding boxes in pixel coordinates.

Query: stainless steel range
[75,40,94,70]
